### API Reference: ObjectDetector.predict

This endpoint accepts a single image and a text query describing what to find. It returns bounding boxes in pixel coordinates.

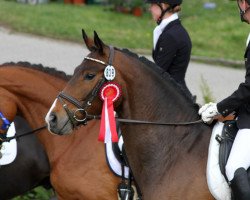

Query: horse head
[45,30,130,135]
[45,29,199,137]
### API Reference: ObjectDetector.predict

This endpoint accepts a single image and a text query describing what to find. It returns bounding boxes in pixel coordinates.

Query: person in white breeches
[199,1,250,199]
[225,129,250,182]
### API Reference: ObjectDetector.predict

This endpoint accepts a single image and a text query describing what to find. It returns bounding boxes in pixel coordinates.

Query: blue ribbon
[0,112,10,131]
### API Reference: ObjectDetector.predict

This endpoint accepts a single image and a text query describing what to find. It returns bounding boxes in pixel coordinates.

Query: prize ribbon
[98,82,121,143]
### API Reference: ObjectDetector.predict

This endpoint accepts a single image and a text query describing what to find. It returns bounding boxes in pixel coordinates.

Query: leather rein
[0,111,47,144]
[57,46,203,127]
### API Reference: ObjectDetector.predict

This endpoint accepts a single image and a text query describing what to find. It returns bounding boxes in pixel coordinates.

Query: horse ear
[93,31,104,55]
[82,29,96,52]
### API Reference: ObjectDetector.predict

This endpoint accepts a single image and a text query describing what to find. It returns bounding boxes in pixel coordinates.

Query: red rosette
[98,82,122,143]
[99,82,122,102]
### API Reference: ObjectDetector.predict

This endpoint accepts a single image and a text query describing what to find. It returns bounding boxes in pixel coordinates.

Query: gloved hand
[198,102,220,124]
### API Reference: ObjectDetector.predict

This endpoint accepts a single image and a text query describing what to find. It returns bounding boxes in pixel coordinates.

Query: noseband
[57,46,115,127]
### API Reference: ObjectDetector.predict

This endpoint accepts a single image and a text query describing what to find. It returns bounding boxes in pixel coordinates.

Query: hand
[198,102,220,124]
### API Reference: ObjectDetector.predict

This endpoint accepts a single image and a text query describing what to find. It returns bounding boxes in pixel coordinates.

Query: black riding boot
[230,167,250,200]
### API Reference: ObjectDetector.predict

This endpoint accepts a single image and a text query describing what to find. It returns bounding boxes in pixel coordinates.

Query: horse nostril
[49,112,57,128]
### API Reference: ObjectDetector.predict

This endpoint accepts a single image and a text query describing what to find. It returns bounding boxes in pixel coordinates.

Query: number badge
[104,65,116,81]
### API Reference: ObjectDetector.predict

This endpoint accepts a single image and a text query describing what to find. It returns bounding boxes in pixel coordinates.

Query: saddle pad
[207,121,231,200]
[0,122,17,165]
[105,136,130,178]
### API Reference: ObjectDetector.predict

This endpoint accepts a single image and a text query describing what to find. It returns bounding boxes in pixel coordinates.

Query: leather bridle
[57,46,115,127]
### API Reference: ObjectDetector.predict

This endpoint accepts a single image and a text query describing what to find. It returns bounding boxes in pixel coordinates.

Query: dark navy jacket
[152,19,192,97]
[217,42,250,129]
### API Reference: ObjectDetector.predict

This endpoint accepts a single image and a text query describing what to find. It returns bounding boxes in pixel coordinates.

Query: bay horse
[0,62,120,200]
[0,115,51,200]
[45,30,215,199]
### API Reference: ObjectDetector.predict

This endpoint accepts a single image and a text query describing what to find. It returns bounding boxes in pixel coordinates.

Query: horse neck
[119,60,195,121]
[0,66,71,161]
[0,67,65,128]
[117,58,212,190]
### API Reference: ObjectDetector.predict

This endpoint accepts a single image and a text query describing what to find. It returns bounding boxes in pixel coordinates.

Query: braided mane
[1,61,71,81]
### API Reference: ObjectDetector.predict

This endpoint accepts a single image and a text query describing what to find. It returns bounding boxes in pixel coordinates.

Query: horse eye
[84,73,96,80]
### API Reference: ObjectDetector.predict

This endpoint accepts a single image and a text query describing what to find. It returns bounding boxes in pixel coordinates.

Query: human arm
[154,33,178,72]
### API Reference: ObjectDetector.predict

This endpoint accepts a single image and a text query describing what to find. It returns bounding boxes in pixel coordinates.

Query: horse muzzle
[45,111,73,135]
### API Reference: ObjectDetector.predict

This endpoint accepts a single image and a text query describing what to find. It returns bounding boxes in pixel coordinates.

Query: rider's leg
[225,129,250,200]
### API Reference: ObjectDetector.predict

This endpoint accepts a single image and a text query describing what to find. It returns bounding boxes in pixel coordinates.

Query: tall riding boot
[230,167,250,200]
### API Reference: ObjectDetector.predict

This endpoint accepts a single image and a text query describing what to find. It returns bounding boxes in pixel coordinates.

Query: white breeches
[226,129,250,181]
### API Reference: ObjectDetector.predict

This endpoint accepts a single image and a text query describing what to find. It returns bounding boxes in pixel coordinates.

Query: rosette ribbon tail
[98,97,118,143]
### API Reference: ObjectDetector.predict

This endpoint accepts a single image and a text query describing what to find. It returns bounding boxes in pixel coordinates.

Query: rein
[0,125,47,143]
[86,114,203,126]
[0,111,47,144]
[116,118,203,126]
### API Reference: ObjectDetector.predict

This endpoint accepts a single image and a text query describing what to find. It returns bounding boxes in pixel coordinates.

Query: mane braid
[1,62,72,81]
[118,48,198,108]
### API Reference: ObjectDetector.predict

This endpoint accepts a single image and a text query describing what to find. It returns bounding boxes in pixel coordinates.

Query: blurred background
[0,0,247,65]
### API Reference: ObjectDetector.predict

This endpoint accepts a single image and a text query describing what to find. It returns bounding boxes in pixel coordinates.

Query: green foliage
[12,187,55,200]
[107,0,124,7]
[182,1,248,62]
[0,0,248,62]
[0,1,154,53]
[107,0,143,8]
[200,75,215,104]
[127,0,144,8]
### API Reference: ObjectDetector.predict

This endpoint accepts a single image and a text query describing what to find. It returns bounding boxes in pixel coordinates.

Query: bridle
[57,46,203,128]
[57,46,115,128]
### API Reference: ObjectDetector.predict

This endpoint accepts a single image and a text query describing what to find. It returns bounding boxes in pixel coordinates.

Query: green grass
[12,187,55,200]
[200,75,215,103]
[0,0,154,52]
[0,0,249,63]
[183,0,248,61]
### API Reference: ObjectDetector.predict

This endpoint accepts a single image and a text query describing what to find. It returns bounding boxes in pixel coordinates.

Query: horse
[0,62,120,200]
[0,115,51,200]
[45,30,215,199]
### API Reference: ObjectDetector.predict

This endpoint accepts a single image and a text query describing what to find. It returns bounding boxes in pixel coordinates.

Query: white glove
[198,102,220,124]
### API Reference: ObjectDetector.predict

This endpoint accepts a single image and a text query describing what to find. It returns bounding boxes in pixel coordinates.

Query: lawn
[0,0,249,63]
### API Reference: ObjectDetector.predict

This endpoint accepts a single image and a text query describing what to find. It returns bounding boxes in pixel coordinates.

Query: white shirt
[246,32,250,47]
[153,13,179,50]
